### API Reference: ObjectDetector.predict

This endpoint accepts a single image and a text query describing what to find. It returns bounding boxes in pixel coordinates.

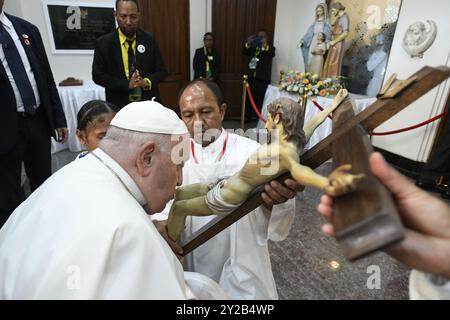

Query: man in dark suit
[243,29,275,122]
[193,32,220,82]
[0,0,68,226]
[416,113,450,200]
[92,0,167,109]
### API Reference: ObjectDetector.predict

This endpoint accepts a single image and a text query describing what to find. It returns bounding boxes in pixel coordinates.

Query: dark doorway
[212,0,277,119]
[138,0,190,110]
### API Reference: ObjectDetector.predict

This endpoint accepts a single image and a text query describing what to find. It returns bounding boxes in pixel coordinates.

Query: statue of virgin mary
[299,3,332,72]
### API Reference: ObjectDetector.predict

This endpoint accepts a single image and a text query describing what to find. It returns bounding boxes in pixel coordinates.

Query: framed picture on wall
[42,0,116,55]
[325,0,403,96]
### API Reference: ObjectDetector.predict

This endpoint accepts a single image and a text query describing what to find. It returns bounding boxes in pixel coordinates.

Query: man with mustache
[154,79,300,299]
[93,0,167,108]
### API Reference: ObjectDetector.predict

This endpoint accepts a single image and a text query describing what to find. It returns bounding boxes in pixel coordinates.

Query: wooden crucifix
[179,66,450,260]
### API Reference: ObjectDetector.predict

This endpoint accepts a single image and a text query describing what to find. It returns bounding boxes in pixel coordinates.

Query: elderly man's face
[179,83,226,147]
[115,0,140,38]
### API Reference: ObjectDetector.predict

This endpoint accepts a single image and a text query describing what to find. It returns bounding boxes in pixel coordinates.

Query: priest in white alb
[153,80,301,299]
[0,100,226,299]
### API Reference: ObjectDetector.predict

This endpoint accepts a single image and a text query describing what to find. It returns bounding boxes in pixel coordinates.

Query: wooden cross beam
[331,96,404,260]
[181,66,450,257]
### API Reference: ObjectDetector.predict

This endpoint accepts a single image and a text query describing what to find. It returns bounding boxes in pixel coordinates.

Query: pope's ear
[136,141,155,176]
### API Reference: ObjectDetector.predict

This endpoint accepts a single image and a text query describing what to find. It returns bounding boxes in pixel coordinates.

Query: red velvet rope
[246,84,267,123]
[310,99,448,136]
[368,112,448,136]
[248,85,448,136]
[311,99,333,120]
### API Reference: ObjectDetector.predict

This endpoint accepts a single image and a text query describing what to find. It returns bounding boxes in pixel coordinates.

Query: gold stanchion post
[241,75,248,130]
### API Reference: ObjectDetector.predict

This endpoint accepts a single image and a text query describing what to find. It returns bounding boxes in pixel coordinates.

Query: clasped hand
[129,70,146,90]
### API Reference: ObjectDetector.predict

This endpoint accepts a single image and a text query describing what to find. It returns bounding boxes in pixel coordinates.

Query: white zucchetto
[111,100,188,135]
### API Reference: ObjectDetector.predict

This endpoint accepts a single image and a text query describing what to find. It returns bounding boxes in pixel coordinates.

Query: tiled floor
[269,163,410,300]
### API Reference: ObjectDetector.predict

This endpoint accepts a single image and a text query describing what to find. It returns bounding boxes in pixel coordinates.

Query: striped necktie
[127,39,136,77]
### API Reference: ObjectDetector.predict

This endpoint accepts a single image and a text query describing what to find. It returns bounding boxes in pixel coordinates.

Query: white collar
[0,11,12,30]
[191,128,227,153]
[92,148,147,206]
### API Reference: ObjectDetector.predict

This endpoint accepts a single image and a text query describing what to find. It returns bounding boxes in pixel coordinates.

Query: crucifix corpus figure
[167,89,365,241]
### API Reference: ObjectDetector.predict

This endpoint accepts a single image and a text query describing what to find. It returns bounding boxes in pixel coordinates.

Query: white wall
[371,0,450,162]
[4,0,115,82]
[3,0,22,15]
[189,0,212,80]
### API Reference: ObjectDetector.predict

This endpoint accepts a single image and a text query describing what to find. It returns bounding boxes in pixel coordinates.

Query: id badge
[249,57,259,70]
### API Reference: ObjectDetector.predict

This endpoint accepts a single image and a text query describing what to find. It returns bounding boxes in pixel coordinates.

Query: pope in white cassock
[0,100,227,299]
[153,79,300,299]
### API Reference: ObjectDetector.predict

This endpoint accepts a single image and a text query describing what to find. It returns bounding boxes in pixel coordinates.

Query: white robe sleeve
[409,270,450,300]
[252,198,296,246]
[151,199,172,221]
[33,220,190,300]
[268,198,296,242]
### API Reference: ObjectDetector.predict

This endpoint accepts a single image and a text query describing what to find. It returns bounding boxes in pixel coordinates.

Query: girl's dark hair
[77,100,120,131]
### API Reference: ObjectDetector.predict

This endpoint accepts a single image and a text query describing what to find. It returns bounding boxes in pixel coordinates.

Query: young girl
[76,100,120,159]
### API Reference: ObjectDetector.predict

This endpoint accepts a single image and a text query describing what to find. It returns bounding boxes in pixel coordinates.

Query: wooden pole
[240,75,248,130]
[331,96,404,260]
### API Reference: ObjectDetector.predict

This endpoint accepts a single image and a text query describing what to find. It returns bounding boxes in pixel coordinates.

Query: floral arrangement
[279,70,345,97]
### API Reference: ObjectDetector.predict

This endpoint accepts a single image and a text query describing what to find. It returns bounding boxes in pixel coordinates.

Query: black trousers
[419,115,450,182]
[0,107,51,227]
[246,78,269,122]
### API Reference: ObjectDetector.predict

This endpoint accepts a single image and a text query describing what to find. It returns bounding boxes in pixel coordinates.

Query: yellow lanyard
[204,47,211,72]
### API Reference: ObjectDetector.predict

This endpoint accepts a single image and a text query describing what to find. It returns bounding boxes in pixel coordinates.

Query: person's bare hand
[56,128,68,143]
[153,220,184,261]
[261,178,304,207]
[129,70,145,89]
[317,152,450,279]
